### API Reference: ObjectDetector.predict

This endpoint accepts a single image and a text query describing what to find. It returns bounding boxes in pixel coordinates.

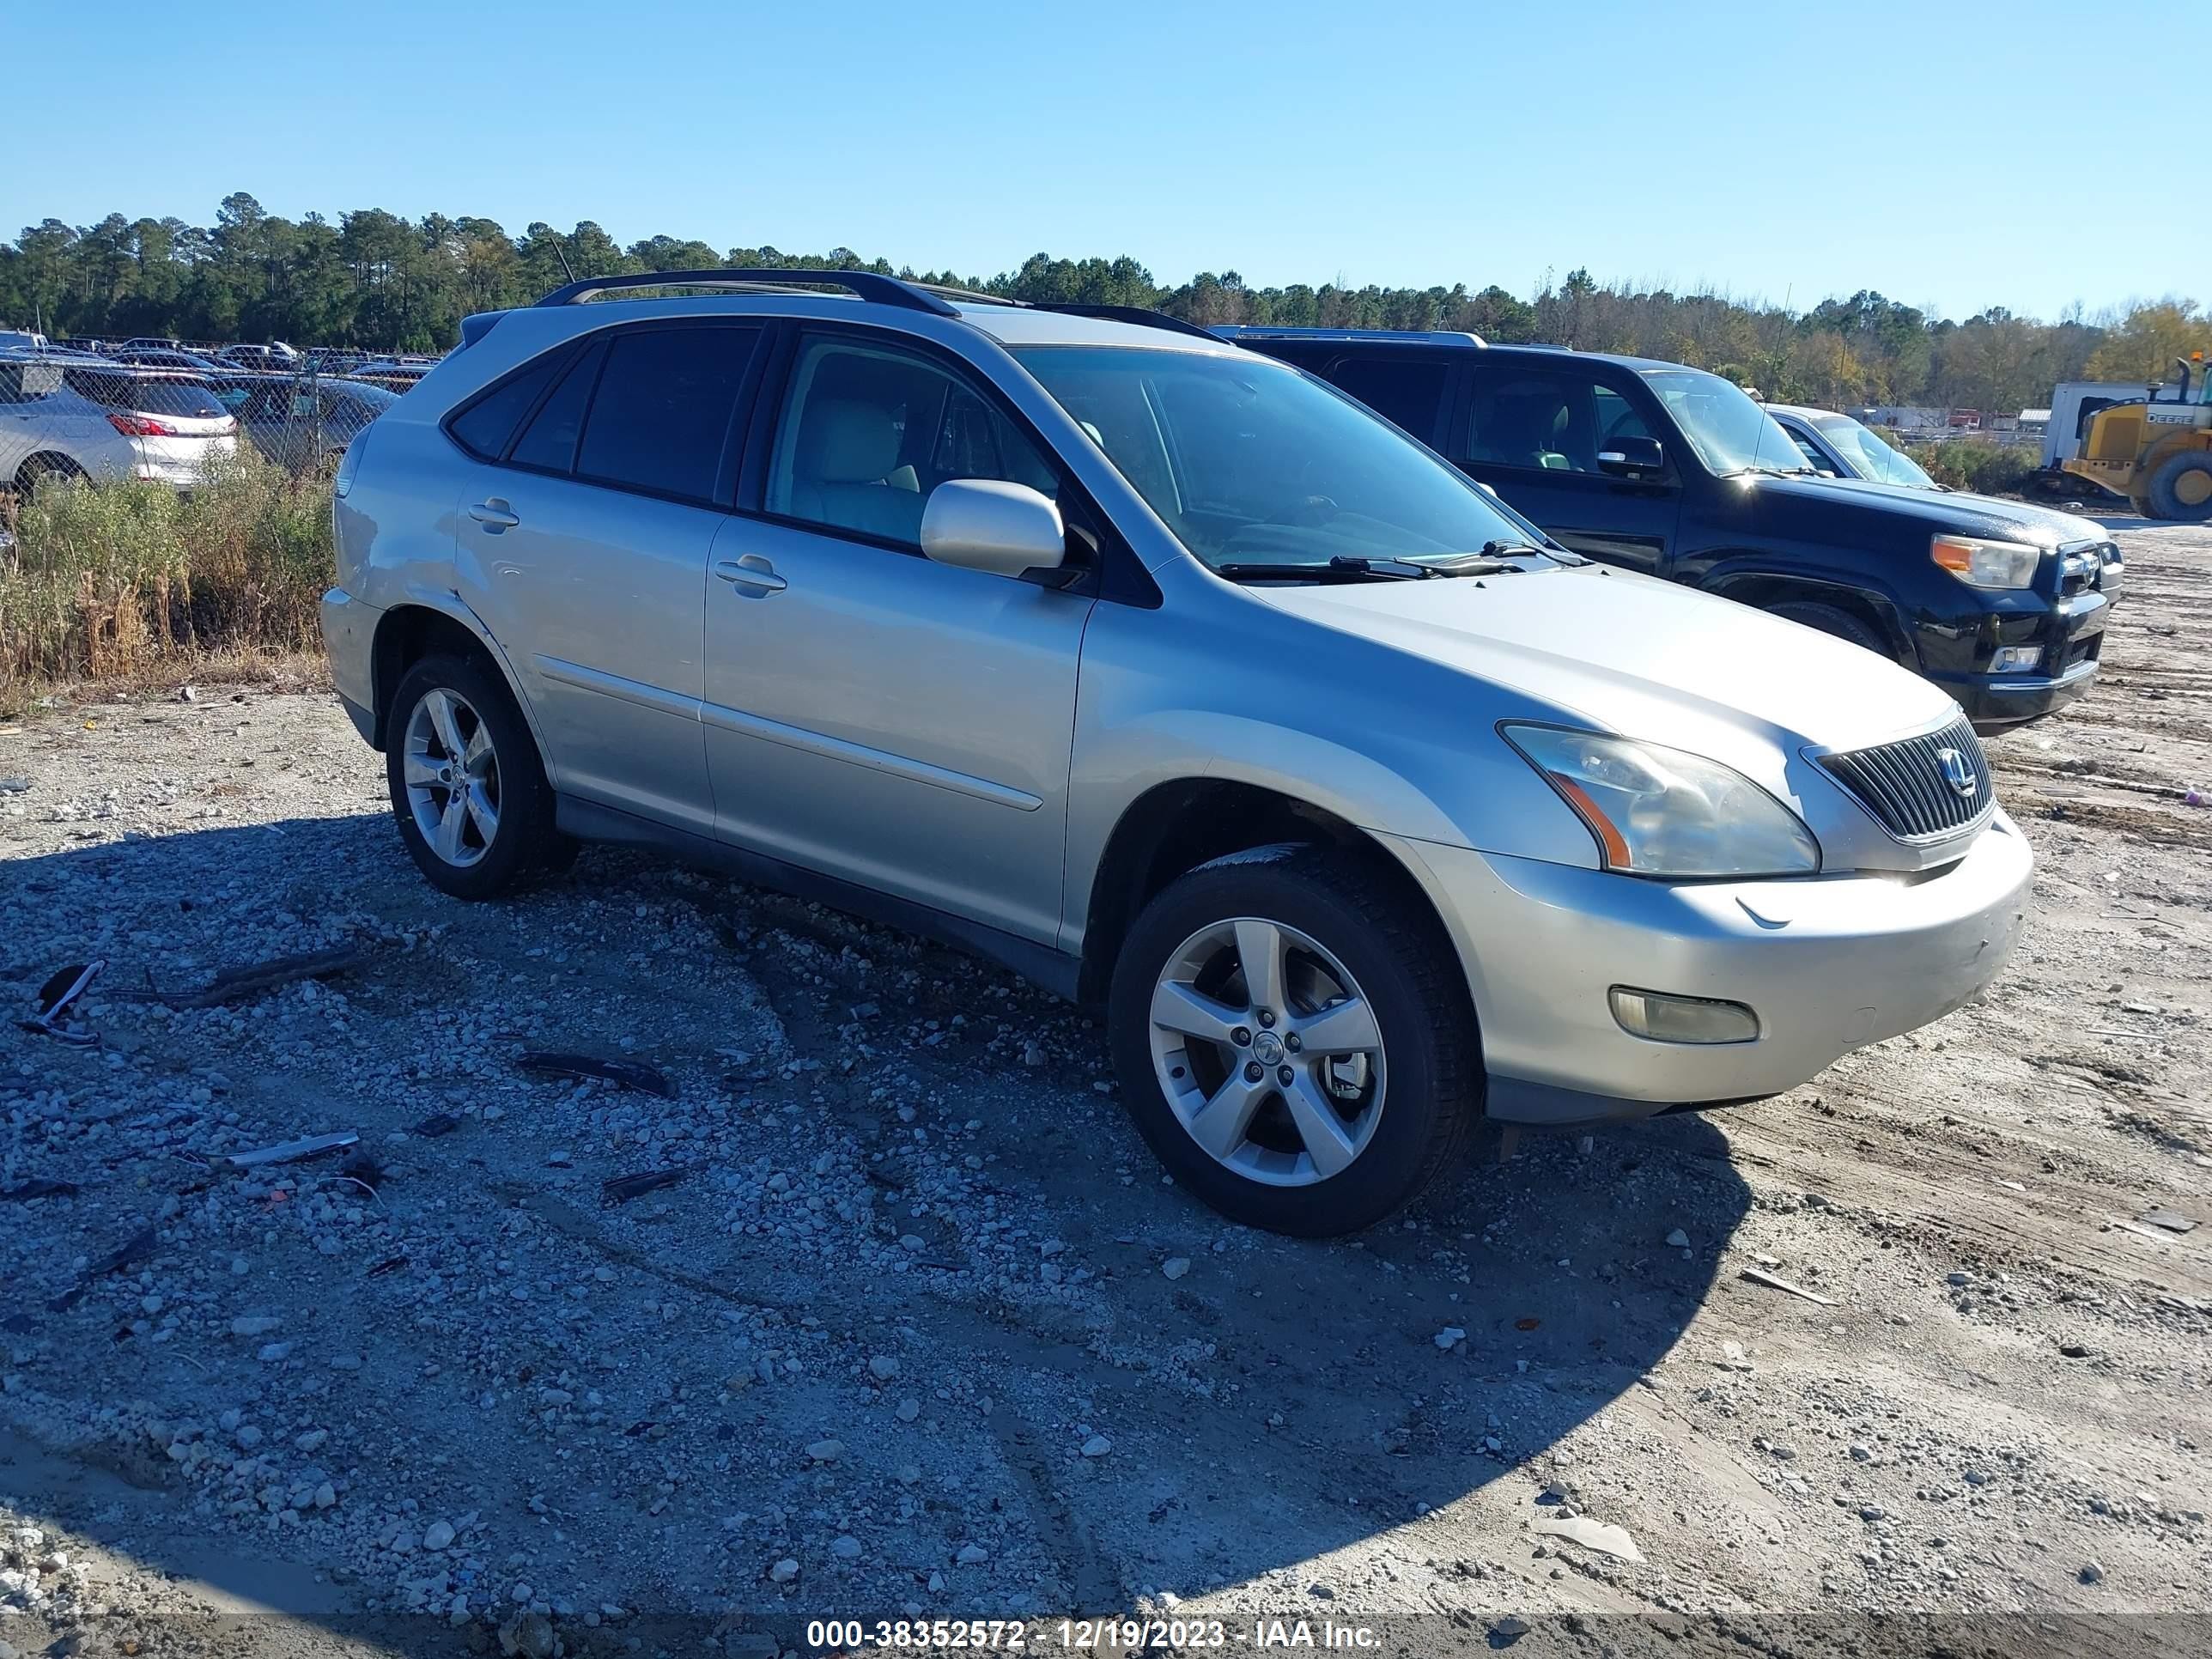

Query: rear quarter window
[447,349,568,460]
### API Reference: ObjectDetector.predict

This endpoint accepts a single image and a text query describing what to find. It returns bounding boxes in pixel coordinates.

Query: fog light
[1609,987,1759,1044]
[1990,645,2042,674]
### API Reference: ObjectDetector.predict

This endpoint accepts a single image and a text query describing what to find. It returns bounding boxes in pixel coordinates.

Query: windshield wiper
[1216,556,1438,583]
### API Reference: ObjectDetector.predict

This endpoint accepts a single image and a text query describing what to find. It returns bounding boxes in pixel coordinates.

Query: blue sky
[12,0,2207,322]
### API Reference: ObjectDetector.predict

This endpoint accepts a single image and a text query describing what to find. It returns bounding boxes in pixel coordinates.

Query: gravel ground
[0,519,2206,1659]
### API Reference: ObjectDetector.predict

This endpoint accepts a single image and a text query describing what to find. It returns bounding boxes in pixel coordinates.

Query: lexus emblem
[1936,747,1978,799]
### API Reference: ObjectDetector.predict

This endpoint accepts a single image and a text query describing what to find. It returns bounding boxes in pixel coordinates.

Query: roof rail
[1031,303,1223,342]
[908,282,1021,307]
[532,269,960,318]
[1212,325,1488,348]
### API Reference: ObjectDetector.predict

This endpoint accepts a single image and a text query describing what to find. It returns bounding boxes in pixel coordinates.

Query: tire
[2145,450,2212,523]
[1766,600,1888,657]
[14,453,86,500]
[383,653,562,900]
[1107,844,1480,1237]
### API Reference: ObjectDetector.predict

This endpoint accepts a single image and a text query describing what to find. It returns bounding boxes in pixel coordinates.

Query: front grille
[1819,716,1993,842]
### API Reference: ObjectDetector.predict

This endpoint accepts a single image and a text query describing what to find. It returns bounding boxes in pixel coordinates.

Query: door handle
[714,556,787,595]
[469,499,520,531]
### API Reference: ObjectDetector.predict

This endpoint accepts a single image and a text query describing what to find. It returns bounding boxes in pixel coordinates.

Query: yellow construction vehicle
[2063,351,2212,520]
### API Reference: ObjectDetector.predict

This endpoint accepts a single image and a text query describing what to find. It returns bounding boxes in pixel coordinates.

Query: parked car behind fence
[223,374,398,471]
[0,355,237,494]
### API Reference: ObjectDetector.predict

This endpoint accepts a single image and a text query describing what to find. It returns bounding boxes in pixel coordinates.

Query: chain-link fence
[0,333,436,501]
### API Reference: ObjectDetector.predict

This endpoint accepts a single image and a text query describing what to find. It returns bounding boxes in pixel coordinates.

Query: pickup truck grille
[1820,717,1993,842]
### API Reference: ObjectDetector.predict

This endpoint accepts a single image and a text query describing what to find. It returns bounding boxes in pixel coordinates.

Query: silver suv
[321,270,2034,1236]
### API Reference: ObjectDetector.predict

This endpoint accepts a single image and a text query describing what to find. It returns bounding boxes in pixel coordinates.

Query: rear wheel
[2145,450,2212,523]
[13,453,86,501]
[1767,600,1888,657]
[384,653,564,900]
[1108,845,1479,1237]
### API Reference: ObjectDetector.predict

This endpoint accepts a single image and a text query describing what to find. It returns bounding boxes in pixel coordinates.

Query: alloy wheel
[1146,915,1387,1187]
[401,687,501,868]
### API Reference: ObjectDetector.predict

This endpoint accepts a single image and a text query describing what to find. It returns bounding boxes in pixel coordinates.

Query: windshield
[1641,368,1810,477]
[1813,413,1936,488]
[1010,345,1553,572]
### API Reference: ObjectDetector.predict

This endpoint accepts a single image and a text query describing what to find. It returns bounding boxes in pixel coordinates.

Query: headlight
[1931,533,2040,589]
[1502,726,1820,878]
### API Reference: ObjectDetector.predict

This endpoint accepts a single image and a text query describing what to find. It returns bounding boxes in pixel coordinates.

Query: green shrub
[1899,439,2044,496]
[0,452,331,709]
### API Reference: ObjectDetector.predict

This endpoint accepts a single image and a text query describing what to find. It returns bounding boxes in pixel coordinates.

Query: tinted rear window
[1326,355,1450,440]
[64,372,225,418]
[448,350,567,459]
[574,325,759,501]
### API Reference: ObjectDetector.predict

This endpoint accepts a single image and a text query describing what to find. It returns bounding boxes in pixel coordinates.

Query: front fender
[1060,592,1600,953]
[1700,557,1919,665]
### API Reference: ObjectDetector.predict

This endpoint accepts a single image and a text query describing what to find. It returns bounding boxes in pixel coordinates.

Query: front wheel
[384,653,563,900]
[1107,846,1480,1236]
[2145,450,2212,523]
[1766,600,1889,657]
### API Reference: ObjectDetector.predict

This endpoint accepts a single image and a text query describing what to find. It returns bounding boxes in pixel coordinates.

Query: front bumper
[1383,814,2034,1127]
[1936,580,2114,726]
[319,586,380,746]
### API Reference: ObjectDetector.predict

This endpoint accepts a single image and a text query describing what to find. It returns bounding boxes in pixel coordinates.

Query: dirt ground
[0,519,2205,1659]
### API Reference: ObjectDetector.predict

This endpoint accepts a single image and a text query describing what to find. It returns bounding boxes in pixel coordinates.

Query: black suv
[1224,328,2121,726]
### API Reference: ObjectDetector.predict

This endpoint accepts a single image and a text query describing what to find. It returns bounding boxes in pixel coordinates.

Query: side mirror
[1598,434,1666,478]
[921,479,1066,580]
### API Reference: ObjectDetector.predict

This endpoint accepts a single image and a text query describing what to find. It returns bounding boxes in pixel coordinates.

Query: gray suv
[320,270,2033,1236]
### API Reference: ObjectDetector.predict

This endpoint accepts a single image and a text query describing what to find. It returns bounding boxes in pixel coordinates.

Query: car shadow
[0,815,1753,1635]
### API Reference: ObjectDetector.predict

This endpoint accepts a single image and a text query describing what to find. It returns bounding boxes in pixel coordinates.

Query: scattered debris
[1162,1256,1191,1280]
[226,1131,360,1170]
[517,1051,677,1097]
[1435,1326,1467,1351]
[47,1223,160,1312]
[411,1113,461,1138]
[336,1149,386,1192]
[1739,1266,1835,1307]
[601,1166,690,1206]
[1665,1227,1691,1249]
[1530,1513,1644,1564]
[20,959,104,1044]
[2139,1208,2197,1234]
[0,1178,78,1203]
[123,948,365,1011]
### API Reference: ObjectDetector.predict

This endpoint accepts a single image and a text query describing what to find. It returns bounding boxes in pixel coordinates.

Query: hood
[1249,562,1956,778]
[1752,473,2108,546]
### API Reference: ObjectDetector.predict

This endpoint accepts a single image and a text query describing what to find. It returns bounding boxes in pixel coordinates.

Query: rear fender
[372,586,555,769]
